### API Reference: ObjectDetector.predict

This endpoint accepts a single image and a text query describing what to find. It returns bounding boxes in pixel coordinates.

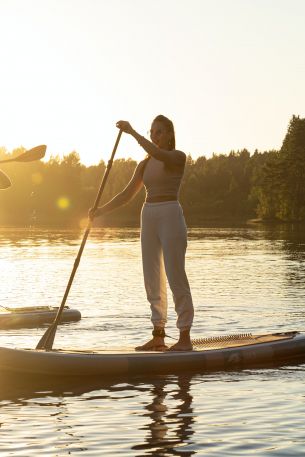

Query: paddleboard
[0,306,81,329]
[0,331,304,377]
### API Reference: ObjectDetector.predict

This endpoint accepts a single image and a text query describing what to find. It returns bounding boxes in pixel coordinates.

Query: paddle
[0,145,47,164]
[0,169,11,189]
[36,130,123,350]
[0,304,10,311]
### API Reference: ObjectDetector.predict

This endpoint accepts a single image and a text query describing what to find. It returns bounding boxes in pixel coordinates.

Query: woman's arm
[133,132,186,167]
[116,121,186,168]
[89,160,146,219]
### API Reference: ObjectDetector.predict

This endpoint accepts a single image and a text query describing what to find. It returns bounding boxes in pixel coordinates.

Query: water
[1,224,305,456]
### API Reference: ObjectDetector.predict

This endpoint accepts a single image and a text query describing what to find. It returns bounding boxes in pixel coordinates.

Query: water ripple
[1,226,305,455]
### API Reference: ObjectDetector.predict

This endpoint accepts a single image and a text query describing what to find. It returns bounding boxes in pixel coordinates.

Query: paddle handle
[36,130,122,350]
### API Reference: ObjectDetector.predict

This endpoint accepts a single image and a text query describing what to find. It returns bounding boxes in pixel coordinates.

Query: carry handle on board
[36,130,123,350]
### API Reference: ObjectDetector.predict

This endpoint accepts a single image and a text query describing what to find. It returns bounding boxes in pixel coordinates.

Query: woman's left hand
[116,120,134,135]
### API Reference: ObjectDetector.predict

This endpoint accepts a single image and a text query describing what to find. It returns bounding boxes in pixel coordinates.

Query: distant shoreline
[2,218,305,231]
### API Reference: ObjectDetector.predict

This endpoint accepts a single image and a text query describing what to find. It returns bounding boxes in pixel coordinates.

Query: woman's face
[150,121,172,150]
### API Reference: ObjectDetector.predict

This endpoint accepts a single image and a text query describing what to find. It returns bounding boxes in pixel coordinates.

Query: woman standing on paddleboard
[89,115,194,351]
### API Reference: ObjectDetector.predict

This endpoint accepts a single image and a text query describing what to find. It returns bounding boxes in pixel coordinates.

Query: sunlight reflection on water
[1,225,305,456]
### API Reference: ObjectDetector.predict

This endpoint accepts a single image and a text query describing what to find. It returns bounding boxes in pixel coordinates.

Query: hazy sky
[0,0,304,165]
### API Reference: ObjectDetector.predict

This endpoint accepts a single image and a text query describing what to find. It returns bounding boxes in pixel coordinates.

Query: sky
[0,0,305,166]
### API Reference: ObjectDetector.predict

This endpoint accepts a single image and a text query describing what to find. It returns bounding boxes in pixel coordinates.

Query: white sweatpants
[140,201,194,330]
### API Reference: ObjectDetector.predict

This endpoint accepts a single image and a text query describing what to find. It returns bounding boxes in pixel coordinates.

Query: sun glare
[79,217,88,230]
[31,173,43,185]
[56,197,70,210]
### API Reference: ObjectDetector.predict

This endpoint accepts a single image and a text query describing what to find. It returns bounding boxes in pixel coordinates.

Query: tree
[255,116,305,221]
[279,115,305,220]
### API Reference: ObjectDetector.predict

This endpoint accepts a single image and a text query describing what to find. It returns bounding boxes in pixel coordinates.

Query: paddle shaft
[0,157,21,164]
[0,304,9,311]
[36,130,122,350]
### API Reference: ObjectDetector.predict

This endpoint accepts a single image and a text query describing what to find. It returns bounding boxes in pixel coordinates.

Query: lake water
[1,224,305,456]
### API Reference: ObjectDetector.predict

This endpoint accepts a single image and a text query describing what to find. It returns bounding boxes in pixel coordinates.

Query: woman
[89,115,194,351]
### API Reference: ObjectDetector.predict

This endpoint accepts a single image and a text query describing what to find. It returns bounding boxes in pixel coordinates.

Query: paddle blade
[0,169,12,190]
[36,324,56,350]
[16,145,47,162]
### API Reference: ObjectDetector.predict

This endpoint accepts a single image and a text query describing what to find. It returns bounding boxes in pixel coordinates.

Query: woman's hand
[116,120,135,135]
[88,207,101,220]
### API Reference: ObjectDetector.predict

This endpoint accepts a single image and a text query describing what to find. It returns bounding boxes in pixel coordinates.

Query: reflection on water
[0,371,196,456]
[1,224,305,455]
[1,367,305,456]
[132,375,195,456]
[0,226,140,246]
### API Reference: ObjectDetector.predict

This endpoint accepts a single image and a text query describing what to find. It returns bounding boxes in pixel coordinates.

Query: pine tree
[279,115,305,220]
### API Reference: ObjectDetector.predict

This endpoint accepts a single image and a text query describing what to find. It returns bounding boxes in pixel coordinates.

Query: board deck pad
[54,332,299,355]
[191,332,298,350]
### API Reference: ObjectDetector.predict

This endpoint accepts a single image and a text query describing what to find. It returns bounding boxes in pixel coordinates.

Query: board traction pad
[53,332,299,354]
[191,331,298,350]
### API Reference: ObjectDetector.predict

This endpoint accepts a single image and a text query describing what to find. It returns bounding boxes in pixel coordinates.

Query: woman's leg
[159,203,194,350]
[136,204,168,350]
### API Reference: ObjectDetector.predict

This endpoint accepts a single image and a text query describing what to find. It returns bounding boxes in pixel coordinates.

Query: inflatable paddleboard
[0,306,81,329]
[0,331,304,377]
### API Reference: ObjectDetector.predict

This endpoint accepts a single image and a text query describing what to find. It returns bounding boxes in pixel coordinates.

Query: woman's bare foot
[167,341,193,351]
[135,336,168,352]
[167,329,193,351]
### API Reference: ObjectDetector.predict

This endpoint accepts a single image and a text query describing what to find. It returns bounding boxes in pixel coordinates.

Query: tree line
[1,115,304,227]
